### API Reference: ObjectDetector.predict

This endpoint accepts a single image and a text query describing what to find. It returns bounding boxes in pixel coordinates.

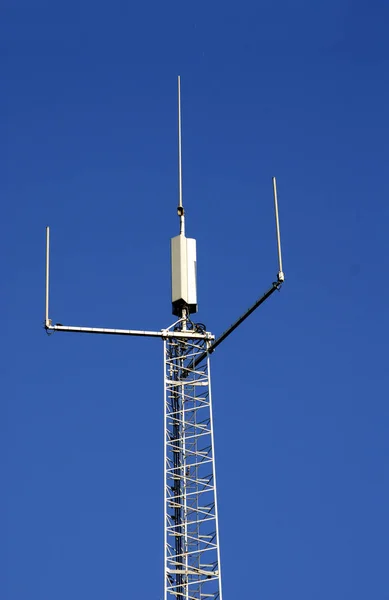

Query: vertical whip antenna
[177,75,185,235]
[45,226,51,327]
[272,176,284,282]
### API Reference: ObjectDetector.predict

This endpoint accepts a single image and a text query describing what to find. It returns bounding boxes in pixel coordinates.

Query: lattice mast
[43,76,285,600]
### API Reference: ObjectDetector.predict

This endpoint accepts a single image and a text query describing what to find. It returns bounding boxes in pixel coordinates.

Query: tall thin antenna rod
[177,76,183,209]
[272,177,284,282]
[45,226,50,327]
[177,75,185,235]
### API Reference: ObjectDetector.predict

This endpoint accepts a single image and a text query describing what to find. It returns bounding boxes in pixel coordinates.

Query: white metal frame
[164,333,222,600]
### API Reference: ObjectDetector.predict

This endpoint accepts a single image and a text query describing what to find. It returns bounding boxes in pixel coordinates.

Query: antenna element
[45,226,51,327]
[272,176,284,282]
[177,75,185,235]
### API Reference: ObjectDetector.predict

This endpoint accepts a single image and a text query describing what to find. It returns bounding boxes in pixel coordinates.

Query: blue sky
[2,1,389,598]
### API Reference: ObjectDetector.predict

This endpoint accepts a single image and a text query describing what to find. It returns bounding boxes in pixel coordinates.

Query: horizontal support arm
[209,281,281,353]
[190,281,282,370]
[44,228,214,342]
[45,323,213,341]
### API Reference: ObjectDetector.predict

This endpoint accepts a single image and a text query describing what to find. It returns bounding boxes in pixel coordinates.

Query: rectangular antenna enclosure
[171,235,198,315]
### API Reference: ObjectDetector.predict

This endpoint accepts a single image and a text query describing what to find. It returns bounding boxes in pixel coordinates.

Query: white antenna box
[171,234,198,315]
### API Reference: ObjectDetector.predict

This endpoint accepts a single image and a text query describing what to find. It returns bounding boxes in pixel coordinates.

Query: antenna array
[43,76,285,600]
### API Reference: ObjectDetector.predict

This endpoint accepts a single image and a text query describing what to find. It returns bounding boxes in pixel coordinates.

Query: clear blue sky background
[2,1,389,598]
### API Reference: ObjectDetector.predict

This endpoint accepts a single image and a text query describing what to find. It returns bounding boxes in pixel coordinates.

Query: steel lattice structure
[164,323,222,600]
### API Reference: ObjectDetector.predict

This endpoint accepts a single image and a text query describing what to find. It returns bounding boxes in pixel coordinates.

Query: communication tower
[44,76,285,600]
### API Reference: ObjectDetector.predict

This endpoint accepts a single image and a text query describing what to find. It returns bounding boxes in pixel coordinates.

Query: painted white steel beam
[46,324,213,341]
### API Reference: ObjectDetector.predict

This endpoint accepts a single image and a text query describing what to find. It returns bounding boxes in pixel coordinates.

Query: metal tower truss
[164,324,222,600]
